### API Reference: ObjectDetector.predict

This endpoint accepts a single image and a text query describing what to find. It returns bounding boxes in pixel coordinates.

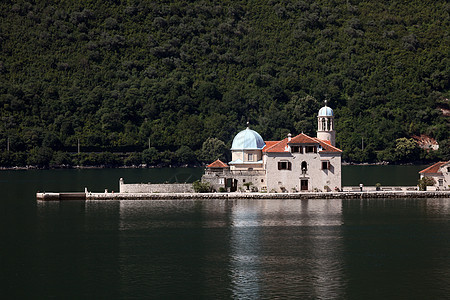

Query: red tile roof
[206,159,229,168]
[263,139,288,153]
[289,133,318,144]
[419,161,447,174]
[314,138,343,153]
[263,141,279,151]
[263,133,342,153]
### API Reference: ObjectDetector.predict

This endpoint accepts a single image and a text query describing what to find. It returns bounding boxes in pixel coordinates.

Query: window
[242,179,246,183]
[261,179,264,183]
[305,146,317,153]
[248,153,253,161]
[278,161,292,170]
[447,167,450,172]
[301,161,307,174]
[291,146,302,153]
[321,161,329,170]
[438,179,443,187]
[219,178,224,184]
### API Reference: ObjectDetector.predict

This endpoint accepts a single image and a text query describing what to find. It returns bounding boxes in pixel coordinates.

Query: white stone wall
[264,152,341,192]
[202,170,266,192]
[230,149,264,170]
[119,179,194,193]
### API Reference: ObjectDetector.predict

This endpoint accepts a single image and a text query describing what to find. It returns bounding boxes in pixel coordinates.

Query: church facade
[202,104,342,192]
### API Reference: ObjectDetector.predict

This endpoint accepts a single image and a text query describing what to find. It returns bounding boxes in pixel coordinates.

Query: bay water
[1,166,449,299]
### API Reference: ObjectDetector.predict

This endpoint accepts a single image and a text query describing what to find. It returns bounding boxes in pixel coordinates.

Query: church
[202,104,342,192]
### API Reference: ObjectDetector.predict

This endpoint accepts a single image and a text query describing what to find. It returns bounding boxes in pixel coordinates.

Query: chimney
[288,133,292,142]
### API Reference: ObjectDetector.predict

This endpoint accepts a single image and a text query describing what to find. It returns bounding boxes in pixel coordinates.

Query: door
[300,179,308,191]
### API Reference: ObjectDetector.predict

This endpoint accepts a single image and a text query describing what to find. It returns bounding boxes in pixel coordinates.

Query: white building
[419,161,450,190]
[203,104,342,192]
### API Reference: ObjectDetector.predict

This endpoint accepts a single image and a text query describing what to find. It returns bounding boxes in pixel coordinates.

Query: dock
[36,190,450,201]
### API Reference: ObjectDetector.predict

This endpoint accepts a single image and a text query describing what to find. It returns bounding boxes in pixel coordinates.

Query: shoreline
[37,190,450,201]
[1,159,440,171]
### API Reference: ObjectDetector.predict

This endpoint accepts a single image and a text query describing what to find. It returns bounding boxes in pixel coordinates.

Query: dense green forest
[0,0,449,167]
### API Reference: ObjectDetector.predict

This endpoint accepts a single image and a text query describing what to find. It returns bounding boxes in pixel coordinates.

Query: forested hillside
[0,0,449,167]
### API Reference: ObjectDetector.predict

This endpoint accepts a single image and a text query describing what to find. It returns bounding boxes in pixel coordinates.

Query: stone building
[202,104,342,192]
[419,161,450,190]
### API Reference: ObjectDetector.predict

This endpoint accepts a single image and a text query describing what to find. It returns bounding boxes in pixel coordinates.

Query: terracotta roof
[206,159,229,168]
[314,138,343,153]
[263,141,279,151]
[263,139,288,153]
[263,133,342,153]
[289,133,318,144]
[419,161,447,174]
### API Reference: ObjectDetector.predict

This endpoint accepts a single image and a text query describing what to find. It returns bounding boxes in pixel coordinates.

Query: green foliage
[199,138,227,163]
[142,147,159,165]
[51,151,74,166]
[394,138,420,163]
[438,139,450,161]
[175,146,196,165]
[27,147,53,168]
[192,180,211,193]
[0,0,448,166]
[124,152,142,166]
[418,176,435,191]
[80,152,121,167]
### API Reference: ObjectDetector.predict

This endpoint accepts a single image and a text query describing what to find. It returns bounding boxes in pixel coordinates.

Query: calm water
[1,167,449,299]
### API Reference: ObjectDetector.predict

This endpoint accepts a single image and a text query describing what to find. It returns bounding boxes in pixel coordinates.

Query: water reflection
[33,198,450,299]
[228,199,345,299]
[341,198,450,299]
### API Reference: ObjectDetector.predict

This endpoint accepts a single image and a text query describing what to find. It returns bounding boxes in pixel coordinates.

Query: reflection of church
[202,104,342,192]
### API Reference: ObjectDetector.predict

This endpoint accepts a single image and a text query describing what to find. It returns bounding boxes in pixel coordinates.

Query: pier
[36,190,450,201]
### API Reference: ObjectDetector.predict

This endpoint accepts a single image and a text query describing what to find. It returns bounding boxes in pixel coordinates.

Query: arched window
[301,161,307,174]
[321,118,326,131]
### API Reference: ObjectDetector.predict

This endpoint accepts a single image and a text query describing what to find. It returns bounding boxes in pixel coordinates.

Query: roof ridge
[263,140,283,152]
[419,161,446,174]
[313,137,343,152]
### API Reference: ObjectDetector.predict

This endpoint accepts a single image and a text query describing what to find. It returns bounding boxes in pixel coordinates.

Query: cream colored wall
[245,150,262,161]
[231,150,244,162]
[231,149,262,162]
[230,162,264,171]
[264,152,341,192]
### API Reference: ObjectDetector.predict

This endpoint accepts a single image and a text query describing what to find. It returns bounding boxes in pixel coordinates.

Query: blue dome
[318,106,334,117]
[231,128,265,150]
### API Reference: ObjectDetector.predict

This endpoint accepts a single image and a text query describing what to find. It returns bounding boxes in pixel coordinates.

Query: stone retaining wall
[119,178,194,193]
[85,190,450,201]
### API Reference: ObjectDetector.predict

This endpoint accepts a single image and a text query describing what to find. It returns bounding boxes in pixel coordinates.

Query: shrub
[193,180,211,193]
[418,177,435,191]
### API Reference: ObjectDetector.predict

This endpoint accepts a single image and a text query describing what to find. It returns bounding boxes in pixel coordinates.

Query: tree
[394,138,420,163]
[438,139,450,161]
[418,177,435,191]
[142,147,159,165]
[199,138,227,163]
[175,145,196,165]
[27,147,53,168]
[193,180,211,193]
[51,151,73,166]
[124,152,142,166]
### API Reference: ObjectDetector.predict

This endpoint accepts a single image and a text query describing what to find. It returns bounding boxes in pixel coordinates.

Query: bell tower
[317,101,336,146]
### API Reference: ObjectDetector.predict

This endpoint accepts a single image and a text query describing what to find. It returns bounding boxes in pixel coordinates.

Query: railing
[343,186,419,192]
[204,170,266,176]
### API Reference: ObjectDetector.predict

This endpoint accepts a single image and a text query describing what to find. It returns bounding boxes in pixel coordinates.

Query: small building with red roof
[203,104,342,192]
[419,161,450,189]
